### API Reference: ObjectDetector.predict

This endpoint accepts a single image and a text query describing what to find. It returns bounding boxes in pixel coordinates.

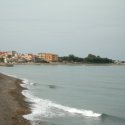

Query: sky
[0,0,125,60]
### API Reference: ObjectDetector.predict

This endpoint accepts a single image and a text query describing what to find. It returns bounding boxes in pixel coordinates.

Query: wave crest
[21,80,101,121]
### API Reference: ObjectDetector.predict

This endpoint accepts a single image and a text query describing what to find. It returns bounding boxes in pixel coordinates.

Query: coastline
[0,73,31,125]
[1,62,125,67]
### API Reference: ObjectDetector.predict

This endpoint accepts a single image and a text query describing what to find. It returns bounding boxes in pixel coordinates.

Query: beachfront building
[0,51,19,63]
[0,52,8,63]
[0,52,7,57]
[19,54,35,62]
[38,53,58,62]
[0,51,18,58]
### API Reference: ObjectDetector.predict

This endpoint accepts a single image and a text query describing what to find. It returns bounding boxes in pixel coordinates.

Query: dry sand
[0,73,31,125]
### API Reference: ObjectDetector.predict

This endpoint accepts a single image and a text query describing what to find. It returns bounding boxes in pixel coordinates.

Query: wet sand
[0,73,31,125]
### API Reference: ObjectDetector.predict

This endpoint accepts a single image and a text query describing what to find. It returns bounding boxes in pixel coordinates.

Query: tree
[0,58,4,63]
[87,54,96,59]
[59,54,83,63]
[84,54,114,63]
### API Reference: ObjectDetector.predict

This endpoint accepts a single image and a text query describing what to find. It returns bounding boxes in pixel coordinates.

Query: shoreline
[1,62,125,67]
[0,73,31,125]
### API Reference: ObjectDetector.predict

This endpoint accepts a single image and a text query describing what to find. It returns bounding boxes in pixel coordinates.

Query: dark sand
[0,73,31,125]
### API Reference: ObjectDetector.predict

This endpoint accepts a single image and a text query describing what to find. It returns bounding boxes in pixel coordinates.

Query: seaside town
[0,51,58,65]
[0,51,124,66]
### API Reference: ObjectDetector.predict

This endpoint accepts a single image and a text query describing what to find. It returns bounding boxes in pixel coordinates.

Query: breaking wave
[9,73,125,125]
[4,74,102,122]
[21,79,101,122]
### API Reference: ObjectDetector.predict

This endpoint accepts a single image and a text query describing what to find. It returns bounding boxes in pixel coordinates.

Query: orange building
[38,53,58,62]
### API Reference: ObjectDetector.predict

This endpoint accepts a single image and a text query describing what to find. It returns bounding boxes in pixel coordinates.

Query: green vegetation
[84,54,114,63]
[0,58,4,63]
[34,57,49,63]
[59,54,114,64]
[59,54,83,63]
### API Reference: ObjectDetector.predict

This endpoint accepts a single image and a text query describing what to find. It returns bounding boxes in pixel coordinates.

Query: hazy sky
[0,0,125,60]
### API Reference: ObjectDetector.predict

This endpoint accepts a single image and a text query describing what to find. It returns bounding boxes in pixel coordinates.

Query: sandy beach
[0,73,31,125]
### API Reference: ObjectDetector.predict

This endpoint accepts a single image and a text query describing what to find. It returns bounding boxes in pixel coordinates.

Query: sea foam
[22,79,101,122]
[4,74,101,121]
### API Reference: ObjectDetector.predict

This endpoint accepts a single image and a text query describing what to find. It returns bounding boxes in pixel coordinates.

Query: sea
[0,64,125,125]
